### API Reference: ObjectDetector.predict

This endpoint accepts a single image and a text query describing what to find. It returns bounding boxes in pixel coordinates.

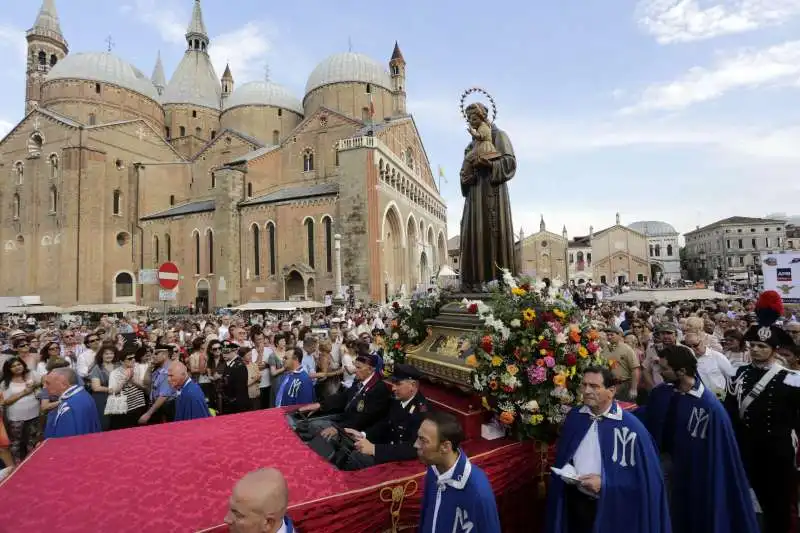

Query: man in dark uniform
[297,352,390,439]
[724,291,800,533]
[342,364,429,469]
[219,341,250,415]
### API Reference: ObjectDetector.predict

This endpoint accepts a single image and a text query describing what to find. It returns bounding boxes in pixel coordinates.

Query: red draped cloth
[0,409,549,533]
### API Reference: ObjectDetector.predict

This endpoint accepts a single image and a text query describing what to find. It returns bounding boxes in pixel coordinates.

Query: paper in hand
[551,465,580,485]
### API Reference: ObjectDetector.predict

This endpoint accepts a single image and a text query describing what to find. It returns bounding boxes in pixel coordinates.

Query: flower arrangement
[385,289,445,370]
[466,271,609,442]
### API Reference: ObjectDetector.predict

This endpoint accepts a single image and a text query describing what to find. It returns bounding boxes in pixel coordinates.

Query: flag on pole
[438,165,447,183]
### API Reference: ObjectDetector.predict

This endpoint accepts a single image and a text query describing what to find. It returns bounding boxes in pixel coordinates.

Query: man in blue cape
[275,349,315,407]
[43,367,101,439]
[546,365,671,533]
[416,411,501,533]
[224,468,295,533]
[168,362,210,421]
[636,344,758,533]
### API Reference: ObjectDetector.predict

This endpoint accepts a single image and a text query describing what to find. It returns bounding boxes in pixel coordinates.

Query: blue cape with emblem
[418,451,501,533]
[275,369,315,407]
[174,379,211,422]
[545,402,671,533]
[635,380,759,533]
[44,386,101,439]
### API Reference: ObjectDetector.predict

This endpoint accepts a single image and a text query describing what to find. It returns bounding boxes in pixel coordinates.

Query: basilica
[1,0,447,309]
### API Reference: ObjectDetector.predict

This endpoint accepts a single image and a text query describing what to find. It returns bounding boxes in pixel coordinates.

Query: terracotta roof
[240,182,338,207]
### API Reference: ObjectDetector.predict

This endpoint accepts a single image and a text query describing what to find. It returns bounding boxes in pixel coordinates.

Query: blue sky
[2,0,800,240]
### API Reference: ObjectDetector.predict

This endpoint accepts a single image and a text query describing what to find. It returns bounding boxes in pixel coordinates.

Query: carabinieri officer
[343,364,430,469]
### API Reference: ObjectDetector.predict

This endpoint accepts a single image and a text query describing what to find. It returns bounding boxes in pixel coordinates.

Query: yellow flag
[438,165,447,182]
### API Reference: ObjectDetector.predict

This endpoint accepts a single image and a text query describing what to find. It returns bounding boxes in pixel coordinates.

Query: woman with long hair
[205,339,224,412]
[0,357,42,463]
[89,342,119,431]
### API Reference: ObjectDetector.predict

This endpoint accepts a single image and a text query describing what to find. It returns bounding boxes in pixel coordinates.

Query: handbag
[104,393,128,415]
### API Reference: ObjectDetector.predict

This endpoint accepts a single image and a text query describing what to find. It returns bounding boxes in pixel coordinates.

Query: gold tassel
[538,441,549,498]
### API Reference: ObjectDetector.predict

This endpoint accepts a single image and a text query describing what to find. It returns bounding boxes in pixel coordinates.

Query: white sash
[738,364,782,419]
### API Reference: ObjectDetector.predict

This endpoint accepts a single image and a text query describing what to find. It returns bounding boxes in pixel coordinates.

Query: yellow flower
[578,346,589,358]
[539,348,547,355]
[553,373,567,387]
[529,414,544,425]
[538,335,544,341]
[507,364,519,376]
[553,309,565,319]
[491,356,503,367]
[511,287,527,296]
[482,397,491,410]
[523,308,536,321]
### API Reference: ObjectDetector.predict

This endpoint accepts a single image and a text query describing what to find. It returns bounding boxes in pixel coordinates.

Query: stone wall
[220,106,302,145]
[303,83,393,123]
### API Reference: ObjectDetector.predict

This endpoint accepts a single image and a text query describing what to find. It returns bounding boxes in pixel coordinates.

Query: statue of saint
[458,96,517,291]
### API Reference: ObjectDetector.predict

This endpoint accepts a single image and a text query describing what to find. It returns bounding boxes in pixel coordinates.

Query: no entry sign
[158,262,180,290]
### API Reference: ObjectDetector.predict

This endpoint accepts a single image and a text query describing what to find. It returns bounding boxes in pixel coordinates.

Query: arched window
[649,245,654,257]
[211,130,216,139]
[49,54,57,67]
[169,195,175,206]
[165,233,171,261]
[88,113,96,125]
[302,149,314,172]
[193,231,201,274]
[667,244,673,256]
[207,230,214,274]
[267,222,276,276]
[366,83,372,94]
[305,218,315,268]
[49,154,58,179]
[247,182,253,197]
[655,244,661,257]
[587,252,592,265]
[405,148,414,170]
[252,224,261,277]
[179,126,186,137]
[12,193,20,219]
[115,272,134,298]
[323,217,333,273]
[211,173,216,189]
[272,130,279,145]
[14,162,23,184]
[165,126,171,139]
[153,235,160,264]
[112,189,122,215]
[334,145,340,166]
[49,186,57,213]
[195,127,202,137]
[38,51,46,65]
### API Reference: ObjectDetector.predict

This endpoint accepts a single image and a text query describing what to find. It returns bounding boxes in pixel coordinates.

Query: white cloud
[622,40,800,113]
[637,0,800,43]
[0,25,26,79]
[123,0,186,45]
[209,23,273,84]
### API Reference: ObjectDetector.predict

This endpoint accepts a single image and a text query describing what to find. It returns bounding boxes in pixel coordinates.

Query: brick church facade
[0,0,448,309]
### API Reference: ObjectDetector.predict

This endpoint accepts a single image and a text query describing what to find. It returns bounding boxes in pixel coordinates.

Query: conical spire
[30,0,63,36]
[152,51,166,95]
[391,41,405,62]
[540,215,546,232]
[186,0,208,40]
[222,63,233,80]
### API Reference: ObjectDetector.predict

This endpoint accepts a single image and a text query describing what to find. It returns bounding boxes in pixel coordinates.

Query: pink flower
[587,341,600,354]
[544,356,556,368]
[527,366,547,385]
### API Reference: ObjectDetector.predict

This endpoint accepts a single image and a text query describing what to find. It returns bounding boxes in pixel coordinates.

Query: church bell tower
[26,0,68,114]
[389,42,406,116]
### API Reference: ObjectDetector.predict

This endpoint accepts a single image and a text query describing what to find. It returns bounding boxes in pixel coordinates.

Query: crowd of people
[1,289,799,532]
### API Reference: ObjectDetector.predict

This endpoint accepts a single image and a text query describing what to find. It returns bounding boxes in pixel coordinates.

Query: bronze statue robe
[459,124,517,291]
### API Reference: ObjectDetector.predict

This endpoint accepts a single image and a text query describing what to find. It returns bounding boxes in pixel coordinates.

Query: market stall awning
[606,289,733,303]
[7,305,64,314]
[64,304,151,313]
[234,301,297,312]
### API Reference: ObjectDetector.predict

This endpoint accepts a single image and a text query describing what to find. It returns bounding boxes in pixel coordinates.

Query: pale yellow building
[515,216,568,282]
[591,214,650,286]
[0,0,447,309]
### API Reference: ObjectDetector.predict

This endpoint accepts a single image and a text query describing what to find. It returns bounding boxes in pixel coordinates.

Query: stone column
[334,233,343,298]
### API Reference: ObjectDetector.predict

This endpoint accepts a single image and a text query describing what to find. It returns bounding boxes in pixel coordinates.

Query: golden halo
[460,87,497,123]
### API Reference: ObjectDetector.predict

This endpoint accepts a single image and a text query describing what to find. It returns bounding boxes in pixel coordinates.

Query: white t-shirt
[252,346,274,388]
[1,378,41,421]
[341,353,356,389]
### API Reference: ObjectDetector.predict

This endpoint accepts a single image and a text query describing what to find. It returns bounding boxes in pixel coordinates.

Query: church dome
[304,52,392,96]
[224,81,303,114]
[46,52,160,102]
[628,220,679,237]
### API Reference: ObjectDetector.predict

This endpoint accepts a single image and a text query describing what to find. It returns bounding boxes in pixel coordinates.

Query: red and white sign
[158,262,180,290]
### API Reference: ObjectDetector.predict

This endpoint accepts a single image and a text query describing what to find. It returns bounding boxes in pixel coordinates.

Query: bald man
[225,468,294,533]
[169,361,211,421]
[43,368,101,439]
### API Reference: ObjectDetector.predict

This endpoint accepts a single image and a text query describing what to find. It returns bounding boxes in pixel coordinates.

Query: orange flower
[499,411,515,425]
[553,374,567,387]
[588,329,600,341]
[465,354,478,367]
[489,380,498,390]
[536,358,545,367]
[569,328,581,343]
[507,364,519,376]
[391,320,398,328]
